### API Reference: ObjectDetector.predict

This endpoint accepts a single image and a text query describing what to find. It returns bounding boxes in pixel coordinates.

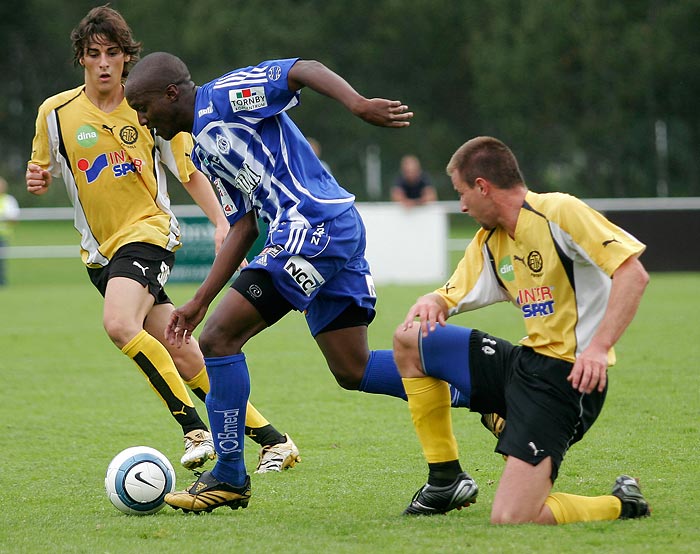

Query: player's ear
[165,83,180,101]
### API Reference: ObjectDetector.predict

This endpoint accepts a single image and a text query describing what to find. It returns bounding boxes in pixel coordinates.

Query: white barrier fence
[7,197,700,280]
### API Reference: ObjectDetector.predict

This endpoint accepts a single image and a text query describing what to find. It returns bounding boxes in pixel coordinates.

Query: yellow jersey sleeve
[157,132,197,183]
[435,228,511,316]
[541,193,646,276]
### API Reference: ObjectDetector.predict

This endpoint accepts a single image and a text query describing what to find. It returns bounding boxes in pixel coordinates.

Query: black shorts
[468,330,607,482]
[87,243,174,305]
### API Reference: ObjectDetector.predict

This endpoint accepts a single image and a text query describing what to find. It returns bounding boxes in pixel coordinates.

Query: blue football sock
[450,386,470,408]
[204,353,250,487]
[359,348,470,407]
[420,324,473,405]
[359,349,407,399]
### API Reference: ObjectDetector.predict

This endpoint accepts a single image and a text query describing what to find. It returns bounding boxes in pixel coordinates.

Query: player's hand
[354,98,413,128]
[568,345,608,393]
[165,299,208,348]
[401,294,447,337]
[26,163,52,195]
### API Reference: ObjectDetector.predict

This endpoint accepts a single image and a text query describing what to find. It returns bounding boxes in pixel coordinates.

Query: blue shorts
[244,206,377,336]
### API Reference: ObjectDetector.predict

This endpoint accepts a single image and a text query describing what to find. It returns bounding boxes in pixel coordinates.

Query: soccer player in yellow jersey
[394,136,651,523]
[25,5,300,473]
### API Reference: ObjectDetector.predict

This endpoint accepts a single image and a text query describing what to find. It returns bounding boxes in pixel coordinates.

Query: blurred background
[2,0,698,205]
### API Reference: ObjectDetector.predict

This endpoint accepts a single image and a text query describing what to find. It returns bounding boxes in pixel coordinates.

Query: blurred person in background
[307,137,332,173]
[391,154,437,207]
[0,176,20,286]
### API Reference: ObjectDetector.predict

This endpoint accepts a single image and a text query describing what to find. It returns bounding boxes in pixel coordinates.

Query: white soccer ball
[105,446,176,515]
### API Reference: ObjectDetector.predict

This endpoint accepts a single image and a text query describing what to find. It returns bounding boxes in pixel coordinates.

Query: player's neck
[84,82,125,113]
[497,186,528,239]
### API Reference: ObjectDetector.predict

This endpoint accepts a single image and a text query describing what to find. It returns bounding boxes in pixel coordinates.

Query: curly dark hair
[70,4,142,78]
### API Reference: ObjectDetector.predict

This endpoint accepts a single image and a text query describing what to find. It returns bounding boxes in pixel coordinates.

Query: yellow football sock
[122,330,195,411]
[403,376,458,463]
[183,365,270,431]
[184,366,210,394]
[545,492,622,523]
[245,401,270,428]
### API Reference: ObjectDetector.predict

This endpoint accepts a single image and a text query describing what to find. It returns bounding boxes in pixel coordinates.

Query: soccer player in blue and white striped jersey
[126,52,421,512]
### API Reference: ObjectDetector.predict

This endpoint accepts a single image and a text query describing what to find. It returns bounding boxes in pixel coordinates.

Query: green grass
[1,227,699,553]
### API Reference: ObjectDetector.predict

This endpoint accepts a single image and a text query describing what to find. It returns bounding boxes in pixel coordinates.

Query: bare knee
[314,326,370,390]
[490,508,524,525]
[330,366,363,390]
[324,348,367,390]
[490,506,554,526]
[392,324,422,377]
[167,339,205,379]
[103,315,141,350]
[199,322,244,358]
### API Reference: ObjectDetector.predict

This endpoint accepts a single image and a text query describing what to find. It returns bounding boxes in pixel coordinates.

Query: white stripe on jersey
[285,227,307,254]
[152,136,181,251]
[548,221,611,357]
[48,111,108,266]
[213,67,270,89]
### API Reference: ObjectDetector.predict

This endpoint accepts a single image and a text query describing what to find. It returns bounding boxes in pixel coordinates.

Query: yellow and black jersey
[29,85,196,267]
[436,191,646,364]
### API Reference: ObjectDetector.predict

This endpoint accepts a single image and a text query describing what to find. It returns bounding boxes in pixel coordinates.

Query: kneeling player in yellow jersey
[25,5,299,473]
[395,136,651,523]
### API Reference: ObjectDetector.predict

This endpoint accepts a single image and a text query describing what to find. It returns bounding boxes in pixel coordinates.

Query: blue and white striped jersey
[191,58,355,231]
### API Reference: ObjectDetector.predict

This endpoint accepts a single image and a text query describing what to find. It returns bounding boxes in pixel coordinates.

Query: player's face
[126,89,178,140]
[80,38,129,95]
[452,173,496,229]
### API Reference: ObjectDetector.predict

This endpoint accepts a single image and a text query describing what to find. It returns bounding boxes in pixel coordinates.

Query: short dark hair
[446,136,524,189]
[71,4,142,78]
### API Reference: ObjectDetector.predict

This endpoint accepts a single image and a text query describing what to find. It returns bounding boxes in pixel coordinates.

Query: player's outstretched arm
[165,211,259,347]
[568,255,649,394]
[287,59,413,128]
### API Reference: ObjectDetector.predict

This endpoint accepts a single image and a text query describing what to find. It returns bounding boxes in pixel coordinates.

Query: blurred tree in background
[1,0,697,206]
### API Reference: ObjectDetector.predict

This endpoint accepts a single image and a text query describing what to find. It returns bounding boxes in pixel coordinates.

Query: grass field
[1,226,699,553]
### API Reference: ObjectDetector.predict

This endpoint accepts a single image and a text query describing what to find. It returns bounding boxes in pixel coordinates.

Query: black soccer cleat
[165,470,251,514]
[403,472,479,516]
[611,475,651,519]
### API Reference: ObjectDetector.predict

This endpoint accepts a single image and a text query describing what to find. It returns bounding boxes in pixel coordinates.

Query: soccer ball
[105,446,176,515]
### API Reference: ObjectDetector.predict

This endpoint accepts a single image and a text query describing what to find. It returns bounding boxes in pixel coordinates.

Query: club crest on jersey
[527,251,544,274]
[119,125,138,145]
[267,65,282,81]
[229,86,267,112]
[216,134,230,155]
[284,256,325,296]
